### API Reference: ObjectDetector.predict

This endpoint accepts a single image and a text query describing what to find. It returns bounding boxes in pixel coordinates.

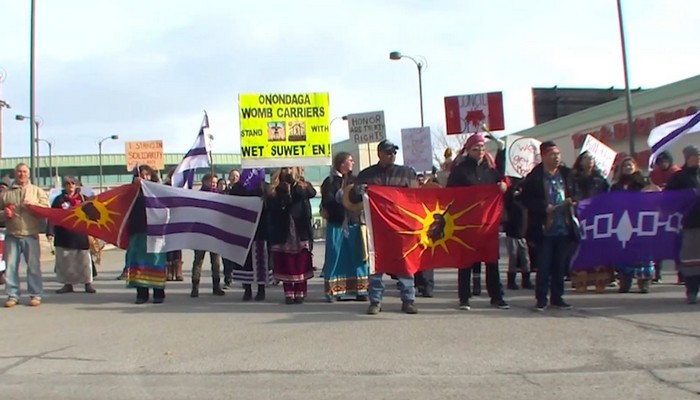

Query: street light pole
[36,138,53,188]
[390,51,426,127]
[616,0,635,156]
[29,0,37,183]
[98,135,119,193]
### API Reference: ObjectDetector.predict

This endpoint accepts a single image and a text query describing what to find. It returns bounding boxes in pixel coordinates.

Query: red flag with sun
[366,185,503,276]
[28,183,140,249]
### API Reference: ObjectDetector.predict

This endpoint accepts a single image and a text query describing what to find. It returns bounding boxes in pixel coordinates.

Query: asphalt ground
[1,244,699,400]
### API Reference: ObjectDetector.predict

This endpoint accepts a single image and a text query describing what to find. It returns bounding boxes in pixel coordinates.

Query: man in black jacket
[446,133,509,310]
[353,139,419,315]
[519,141,575,311]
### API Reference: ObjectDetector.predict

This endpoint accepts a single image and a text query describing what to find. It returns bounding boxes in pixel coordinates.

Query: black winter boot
[507,273,519,290]
[190,280,200,298]
[135,287,149,304]
[153,288,165,303]
[242,284,253,301]
[521,272,535,289]
[254,285,266,301]
[212,278,225,296]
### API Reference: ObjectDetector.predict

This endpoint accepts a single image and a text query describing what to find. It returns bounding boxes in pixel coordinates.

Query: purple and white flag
[648,111,700,166]
[140,180,263,265]
[571,189,697,269]
[172,114,212,189]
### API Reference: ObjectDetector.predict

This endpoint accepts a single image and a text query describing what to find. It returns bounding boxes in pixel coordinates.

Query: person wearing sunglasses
[350,139,420,315]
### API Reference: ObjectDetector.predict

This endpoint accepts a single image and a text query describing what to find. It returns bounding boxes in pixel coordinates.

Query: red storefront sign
[570,105,699,168]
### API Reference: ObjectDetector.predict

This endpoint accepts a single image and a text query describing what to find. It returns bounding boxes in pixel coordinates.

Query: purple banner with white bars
[571,189,697,269]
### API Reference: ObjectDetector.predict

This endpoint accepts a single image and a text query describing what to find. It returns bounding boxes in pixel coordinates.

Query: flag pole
[616,0,636,156]
[204,110,214,178]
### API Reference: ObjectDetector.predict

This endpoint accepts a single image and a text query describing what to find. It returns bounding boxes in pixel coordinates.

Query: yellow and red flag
[29,183,140,249]
[366,185,503,275]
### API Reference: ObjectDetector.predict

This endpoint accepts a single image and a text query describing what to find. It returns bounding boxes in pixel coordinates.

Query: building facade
[511,74,700,170]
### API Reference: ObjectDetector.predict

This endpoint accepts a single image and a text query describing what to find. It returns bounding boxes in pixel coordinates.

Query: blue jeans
[4,234,43,300]
[368,273,415,303]
[535,235,569,304]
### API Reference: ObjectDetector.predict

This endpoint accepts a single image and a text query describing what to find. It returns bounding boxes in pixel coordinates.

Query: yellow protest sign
[238,92,331,167]
[125,140,164,171]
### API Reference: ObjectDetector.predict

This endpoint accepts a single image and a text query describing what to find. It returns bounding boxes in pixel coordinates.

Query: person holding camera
[267,167,316,304]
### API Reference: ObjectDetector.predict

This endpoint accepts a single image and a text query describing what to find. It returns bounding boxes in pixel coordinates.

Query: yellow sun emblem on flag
[60,195,122,231]
[398,200,483,259]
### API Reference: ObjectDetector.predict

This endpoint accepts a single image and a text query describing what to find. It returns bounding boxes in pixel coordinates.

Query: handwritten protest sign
[401,127,433,173]
[581,134,617,178]
[348,111,386,145]
[125,140,164,171]
[505,136,541,178]
[239,93,331,168]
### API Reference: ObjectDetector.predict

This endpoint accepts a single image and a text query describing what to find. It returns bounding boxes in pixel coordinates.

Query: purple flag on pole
[240,168,266,190]
[571,189,697,269]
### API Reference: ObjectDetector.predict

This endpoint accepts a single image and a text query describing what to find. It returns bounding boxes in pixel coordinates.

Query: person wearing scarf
[666,145,700,304]
[649,151,682,283]
[320,152,369,303]
[48,177,96,294]
[447,133,510,310]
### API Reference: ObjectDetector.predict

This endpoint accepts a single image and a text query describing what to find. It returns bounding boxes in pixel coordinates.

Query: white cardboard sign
[347,111,386,145]
[580,134,617,178]
[505,135,542,178]
[400,127,433,173]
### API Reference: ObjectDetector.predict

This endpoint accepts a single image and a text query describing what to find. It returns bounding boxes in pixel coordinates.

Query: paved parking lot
[1,244,699,399]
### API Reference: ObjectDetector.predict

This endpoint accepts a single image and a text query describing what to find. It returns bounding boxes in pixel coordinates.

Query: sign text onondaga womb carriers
[239,93,331,168]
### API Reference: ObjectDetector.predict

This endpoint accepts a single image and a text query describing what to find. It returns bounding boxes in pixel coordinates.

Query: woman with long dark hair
[567,151,610,287]
[568,151,610,201]
[125,165,168,304]
[320,152,369,302]
[267,167,316,304]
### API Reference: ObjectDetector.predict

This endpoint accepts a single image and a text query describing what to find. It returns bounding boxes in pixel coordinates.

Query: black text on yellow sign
[241,144,331,158]
[238,92,331,167]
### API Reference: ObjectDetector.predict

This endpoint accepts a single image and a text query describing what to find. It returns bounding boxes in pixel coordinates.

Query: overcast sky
[0,0,698,159]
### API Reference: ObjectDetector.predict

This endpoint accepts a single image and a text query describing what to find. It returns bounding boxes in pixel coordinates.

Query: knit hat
[683,145,700,160]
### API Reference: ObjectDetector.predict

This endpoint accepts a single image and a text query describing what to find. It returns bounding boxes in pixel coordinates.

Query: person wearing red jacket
[650,151,681,189]
[649,151,682,283]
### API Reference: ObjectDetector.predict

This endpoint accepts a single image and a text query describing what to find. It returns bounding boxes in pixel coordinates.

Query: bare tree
[431,127,470,167]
